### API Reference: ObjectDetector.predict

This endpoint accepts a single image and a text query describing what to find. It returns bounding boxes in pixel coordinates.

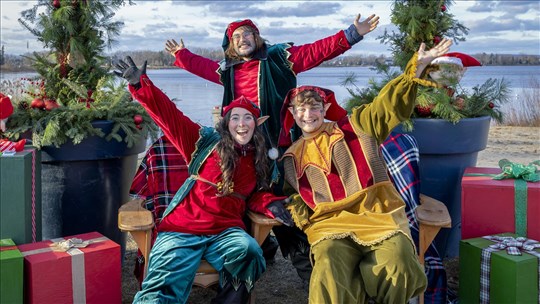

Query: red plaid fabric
[129,135,188,286]
[130,136,189,223]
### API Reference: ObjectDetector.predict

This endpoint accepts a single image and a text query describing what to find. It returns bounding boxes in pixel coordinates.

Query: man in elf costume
[164,13,379,283]
[278,39,453,303]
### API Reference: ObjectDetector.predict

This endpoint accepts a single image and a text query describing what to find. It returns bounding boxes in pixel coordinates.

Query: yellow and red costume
[279,53,437,303]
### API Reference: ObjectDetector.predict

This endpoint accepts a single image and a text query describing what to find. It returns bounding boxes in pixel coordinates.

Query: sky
[1,0,539,57]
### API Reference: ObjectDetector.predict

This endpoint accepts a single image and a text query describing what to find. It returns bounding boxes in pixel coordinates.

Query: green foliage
[343,62,399,111]
[4,0,158,148]
[342,0,511,127]
[380,0,468,71]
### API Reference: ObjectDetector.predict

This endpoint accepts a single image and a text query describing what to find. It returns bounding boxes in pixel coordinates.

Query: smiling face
[289,100,331,137]
[228,107,256,145]
[232,26,256,60]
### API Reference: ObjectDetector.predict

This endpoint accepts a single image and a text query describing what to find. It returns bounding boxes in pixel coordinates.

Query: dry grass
[499,75,540,127]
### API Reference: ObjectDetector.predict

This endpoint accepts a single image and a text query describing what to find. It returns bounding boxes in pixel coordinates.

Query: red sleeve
[248,191,288,218]
[129,76,201,163]
[288,30,352,74]
[174,49,222,85]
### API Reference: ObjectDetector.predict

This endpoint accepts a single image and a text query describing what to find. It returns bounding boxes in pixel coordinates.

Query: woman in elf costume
[278,39,453,303]
[114,56,292,304]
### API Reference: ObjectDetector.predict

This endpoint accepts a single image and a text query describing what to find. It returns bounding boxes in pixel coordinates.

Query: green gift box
[459,233,540,304]
[0,238,23,304]
[0,147,42,244]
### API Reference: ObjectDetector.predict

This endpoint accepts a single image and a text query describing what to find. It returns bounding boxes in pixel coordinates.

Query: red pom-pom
[441,5,446,12]
[488,102,495,109]
[53,0,61,9]
[433,36,442,44]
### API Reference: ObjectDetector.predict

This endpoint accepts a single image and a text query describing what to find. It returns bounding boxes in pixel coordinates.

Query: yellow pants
[309,233,426,304]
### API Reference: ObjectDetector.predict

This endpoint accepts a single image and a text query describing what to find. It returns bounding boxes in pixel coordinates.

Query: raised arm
[288,13,379,74]
[350,39,453,142]
[114,56,201,162]
[164,38,222,85]
[415,39,453,78]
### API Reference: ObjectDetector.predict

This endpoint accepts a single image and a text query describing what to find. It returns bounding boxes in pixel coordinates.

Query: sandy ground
[121,125,540,304]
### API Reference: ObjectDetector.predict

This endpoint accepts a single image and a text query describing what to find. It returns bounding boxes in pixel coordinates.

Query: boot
[210,281,250,304]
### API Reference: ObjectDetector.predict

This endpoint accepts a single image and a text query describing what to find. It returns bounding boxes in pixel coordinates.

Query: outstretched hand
[416,38,453,77]
[354,14,379,36]
[165,38,185,57]
[113,56,147,87]
[267,198,294,227]
[417,38,453,64]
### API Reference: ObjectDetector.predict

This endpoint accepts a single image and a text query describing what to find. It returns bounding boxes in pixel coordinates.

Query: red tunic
[130,76,282,235]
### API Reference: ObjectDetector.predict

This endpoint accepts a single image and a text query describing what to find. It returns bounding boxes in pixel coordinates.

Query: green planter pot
[40,120,145,255]
[394,116,491,258]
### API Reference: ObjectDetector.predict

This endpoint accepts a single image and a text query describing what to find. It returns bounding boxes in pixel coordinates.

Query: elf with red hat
[165,13,380,284]
[114,56,292,304]
[278,39,453,303]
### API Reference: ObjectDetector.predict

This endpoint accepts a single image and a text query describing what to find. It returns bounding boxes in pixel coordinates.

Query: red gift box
[18,232,121,304]
[461,167,540,241]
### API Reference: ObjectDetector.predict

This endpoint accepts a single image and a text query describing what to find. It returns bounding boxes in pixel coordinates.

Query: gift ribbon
[21,236,108,303]
[31,148,36,243]
[479,235,540,304]
[464,159,540,237]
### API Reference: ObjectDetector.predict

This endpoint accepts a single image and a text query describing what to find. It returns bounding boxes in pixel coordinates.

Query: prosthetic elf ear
[257,115,269,126]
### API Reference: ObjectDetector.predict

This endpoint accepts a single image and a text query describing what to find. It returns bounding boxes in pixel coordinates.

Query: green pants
[310,233,426,304]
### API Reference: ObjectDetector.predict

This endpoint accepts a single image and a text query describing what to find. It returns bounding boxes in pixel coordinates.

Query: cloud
[1,0,538,56]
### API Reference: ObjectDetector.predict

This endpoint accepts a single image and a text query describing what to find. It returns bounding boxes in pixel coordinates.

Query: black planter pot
[40,120,145,255]
[394,116,491,258]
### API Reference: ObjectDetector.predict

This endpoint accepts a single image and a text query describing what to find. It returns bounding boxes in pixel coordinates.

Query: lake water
[2,65,538,126]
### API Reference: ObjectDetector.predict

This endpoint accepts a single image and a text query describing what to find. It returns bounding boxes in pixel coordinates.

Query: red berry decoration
[53,0,61,9]
[441,5,446,12]
[488,102,495,109]
[133,114,144,125]
[415,105,432,117]
[30,98,45,109]
[44,99,60,111]
[433,36,441,44]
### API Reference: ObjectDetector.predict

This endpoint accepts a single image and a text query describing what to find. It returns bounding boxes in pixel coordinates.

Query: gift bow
[484,235,540,256]
[480,235,540,303]
[50,238,90,252]
[493,159,540,182]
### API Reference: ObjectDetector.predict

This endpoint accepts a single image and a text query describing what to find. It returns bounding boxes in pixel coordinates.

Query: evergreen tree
[343,0,510,126]
[4,0,157,148]
[380,0,468,71]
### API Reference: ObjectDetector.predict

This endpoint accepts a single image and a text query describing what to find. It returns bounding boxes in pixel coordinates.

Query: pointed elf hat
[222,95,261,118]
[278,86,347,147]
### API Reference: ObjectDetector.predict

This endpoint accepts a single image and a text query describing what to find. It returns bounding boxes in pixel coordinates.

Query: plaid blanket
[129,135,189,286]
[382,132,448,303]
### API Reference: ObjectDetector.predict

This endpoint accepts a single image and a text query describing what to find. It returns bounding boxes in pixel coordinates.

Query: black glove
[267,198,294,227]
[113,56,147,87]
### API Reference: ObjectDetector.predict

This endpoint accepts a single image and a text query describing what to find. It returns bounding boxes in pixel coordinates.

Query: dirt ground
[121,125,539,303]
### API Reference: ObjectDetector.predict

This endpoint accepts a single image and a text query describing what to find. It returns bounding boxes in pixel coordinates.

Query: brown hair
[290,90,325,109]
[224,25,266,61]
[215,112,270,196]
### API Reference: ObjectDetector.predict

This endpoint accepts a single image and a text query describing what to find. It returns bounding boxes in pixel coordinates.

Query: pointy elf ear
[257,115,269,126]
